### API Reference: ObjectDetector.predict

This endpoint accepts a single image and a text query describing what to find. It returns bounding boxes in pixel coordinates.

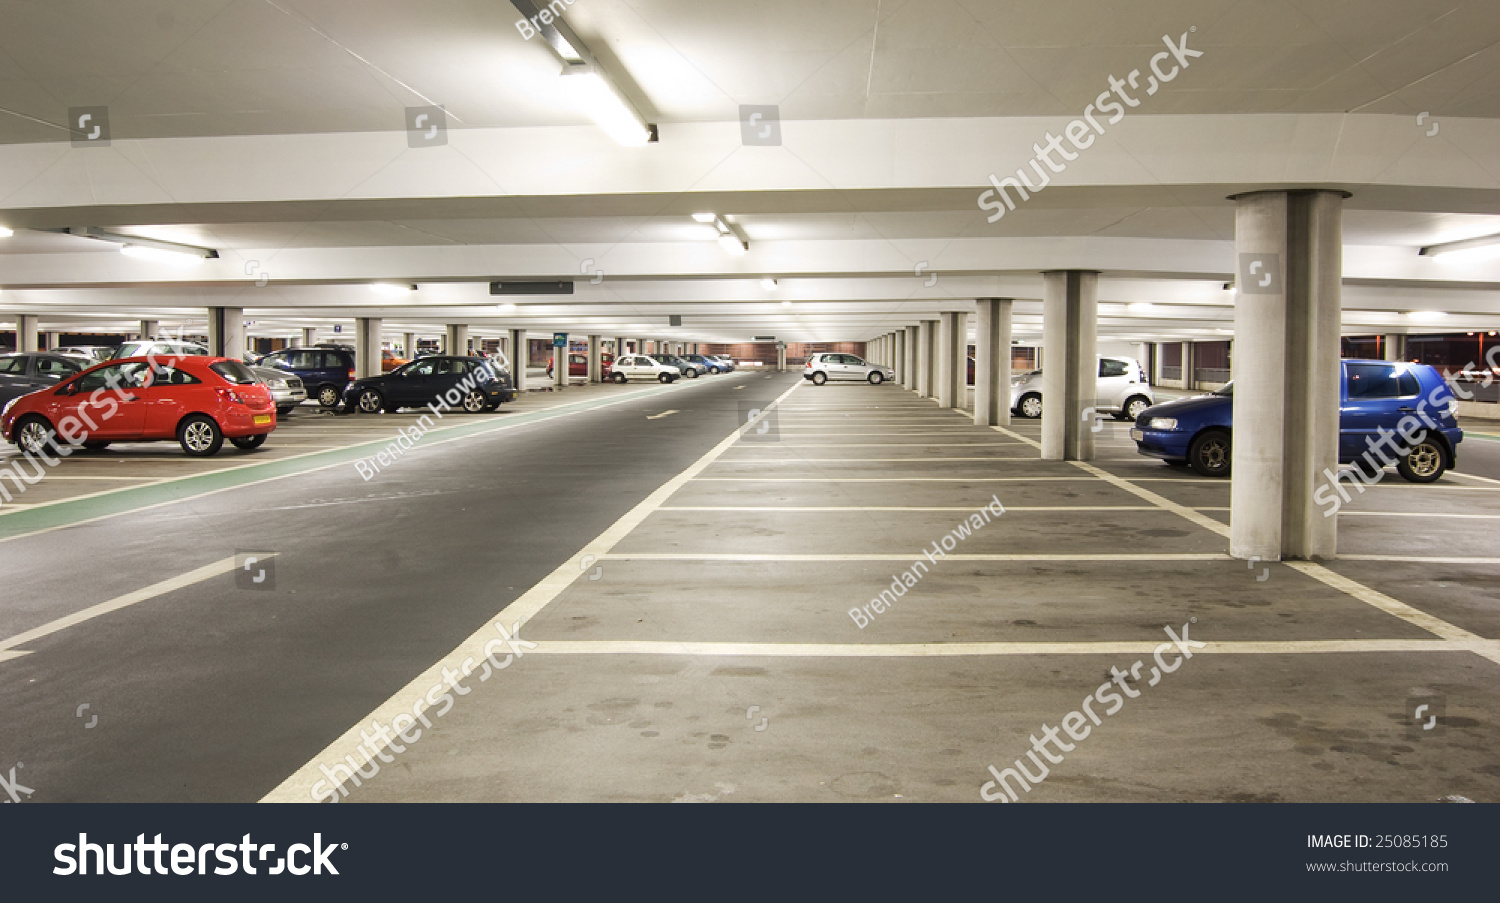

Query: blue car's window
[1347,363,1418,398]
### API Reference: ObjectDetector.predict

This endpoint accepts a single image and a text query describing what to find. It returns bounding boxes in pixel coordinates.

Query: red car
[547,352,613,379]
[1,356,277,457]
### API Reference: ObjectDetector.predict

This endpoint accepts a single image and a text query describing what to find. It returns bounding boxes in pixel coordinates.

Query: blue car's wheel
[1188,429,1232,478]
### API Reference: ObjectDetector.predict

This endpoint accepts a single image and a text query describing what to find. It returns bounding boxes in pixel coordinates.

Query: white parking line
[600,552,1232,562]
[713,457,1038,463]
[524,638,1500,658]
[656,505,1171,512]
[1338,511,1500,519]
[1338,554,1500,564]
[0,556,262,663]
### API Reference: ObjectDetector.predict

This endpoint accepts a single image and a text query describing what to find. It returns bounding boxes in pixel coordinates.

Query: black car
[342,355,516,414]
[0,352,85,408]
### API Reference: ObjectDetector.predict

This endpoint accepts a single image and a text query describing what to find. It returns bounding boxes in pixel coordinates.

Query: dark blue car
[1132,359,1462,482]
[258,345,358,408]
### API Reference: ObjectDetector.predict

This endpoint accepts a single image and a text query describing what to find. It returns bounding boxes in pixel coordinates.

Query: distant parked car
[546,352,613,379]
[652,354,705,378]
[53,346,114,366]
[109,340,209,360]
[0,353,84,408]
[1131,360,1463,482]
[1010,356,1154,421]
[251,365,307,417]
[803,353,895,385]
[2,356,276,457]
[682,353,728,374]
[709,354,736,371]
[258,346,357,408]
[343,355,515,413]
[611,354,680,384]
[382,349,409,372]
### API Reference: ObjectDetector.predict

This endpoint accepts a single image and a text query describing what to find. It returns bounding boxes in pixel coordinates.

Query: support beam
[974,300,1013,427]
[355,317,382,379]
[937,313,964,408]
[445,324,469,358]
[893,328,907,386]
[403,332,417,359]
[588,335,602,384]
[915,320,936,397]
[139,319,159,340]
[14,315,38,353]
[509,329,528,393]
[554,333,568,389]
[301,327,316,348]
[1230,189,1346,561]
[776,343,787,372]
[1040,270,1099,462]
[903,326,917,390]
[207,307,244,359]
[1382,334,1405,362]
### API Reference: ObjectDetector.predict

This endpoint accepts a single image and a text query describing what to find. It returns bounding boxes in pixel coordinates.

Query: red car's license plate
[253,414,272,425]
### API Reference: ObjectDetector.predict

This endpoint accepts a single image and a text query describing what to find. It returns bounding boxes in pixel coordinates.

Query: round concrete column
[1040,271,1099,461]
[974,299,1013,427]
[445,324,469,358]
[1230,190,1346,561]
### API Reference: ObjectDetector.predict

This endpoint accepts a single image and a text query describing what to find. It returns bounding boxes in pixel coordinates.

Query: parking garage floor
[228,376,1500,804]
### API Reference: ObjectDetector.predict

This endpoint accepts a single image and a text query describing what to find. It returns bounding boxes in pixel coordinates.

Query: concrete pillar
[403,332,417,358]
[509,329,527,392]
[587,335,602,384]
[554,333,568,389]
[207,307,244,359]
[914,320,937,398]
[776,344,787,371]
[139,319,159,340]
[1040,271,1099,462]
[1230,189,1346,561]
[301,327,316,348]
[445,324,469,358]
[1182,341,1196,391]
[355,317,382,379]
[975,300,1013,427]
[1382,334,1404,362]
[43,330,60,351]
[893,329,907,386]
[14,315,38,352]
[903,326,918,390]
[937,312,964,408]
[614,336,629,360]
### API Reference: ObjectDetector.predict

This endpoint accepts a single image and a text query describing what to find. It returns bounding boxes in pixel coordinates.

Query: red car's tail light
[216,387,248,405]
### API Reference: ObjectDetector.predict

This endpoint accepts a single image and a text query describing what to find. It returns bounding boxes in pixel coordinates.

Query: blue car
[258,345,358,408]
[1132,359,1462,483]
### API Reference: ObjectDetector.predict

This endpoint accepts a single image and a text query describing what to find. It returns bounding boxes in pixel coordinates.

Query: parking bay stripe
[973,421,1494,659]
[258,379,807,803]
[523,639,1500,658]
[0,555,262,663]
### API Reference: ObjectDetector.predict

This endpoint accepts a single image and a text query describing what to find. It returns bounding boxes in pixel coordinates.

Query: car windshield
[1212,382,1233,397]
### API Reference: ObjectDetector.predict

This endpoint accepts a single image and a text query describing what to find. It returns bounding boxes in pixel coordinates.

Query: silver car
[803,353,896,386]
[1010,356,1154,421]
[252,365,307,416]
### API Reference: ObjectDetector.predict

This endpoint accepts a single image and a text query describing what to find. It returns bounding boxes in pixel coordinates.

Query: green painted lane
[0,385,668,543]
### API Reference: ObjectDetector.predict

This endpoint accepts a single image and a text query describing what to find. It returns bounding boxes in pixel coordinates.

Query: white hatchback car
[1010,356,1154,421]
[803,353,896,385]
[610,354,681,383]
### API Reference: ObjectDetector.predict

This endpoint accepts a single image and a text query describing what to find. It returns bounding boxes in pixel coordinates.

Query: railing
[1160,366,1182,380]
[1194,368,1232,384]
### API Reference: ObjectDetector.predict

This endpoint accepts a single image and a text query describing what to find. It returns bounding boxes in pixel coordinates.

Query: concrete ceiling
[2,1,1500,343]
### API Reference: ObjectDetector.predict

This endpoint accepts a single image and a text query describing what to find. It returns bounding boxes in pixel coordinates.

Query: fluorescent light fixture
[781,300,792,308]
[691,213,717,223]
[0,226,12,238]
[1419,233,1500,259]
[1127,302,1157,314]
[496,303,517,313]
[508,0,586,63]
[120,244,206,266]
[761,278,778,290]
[369,283,417,297]
[1405,310,1447,322]
[66,226,217,262]
[560,65,654,147]
[718,234,747,255]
